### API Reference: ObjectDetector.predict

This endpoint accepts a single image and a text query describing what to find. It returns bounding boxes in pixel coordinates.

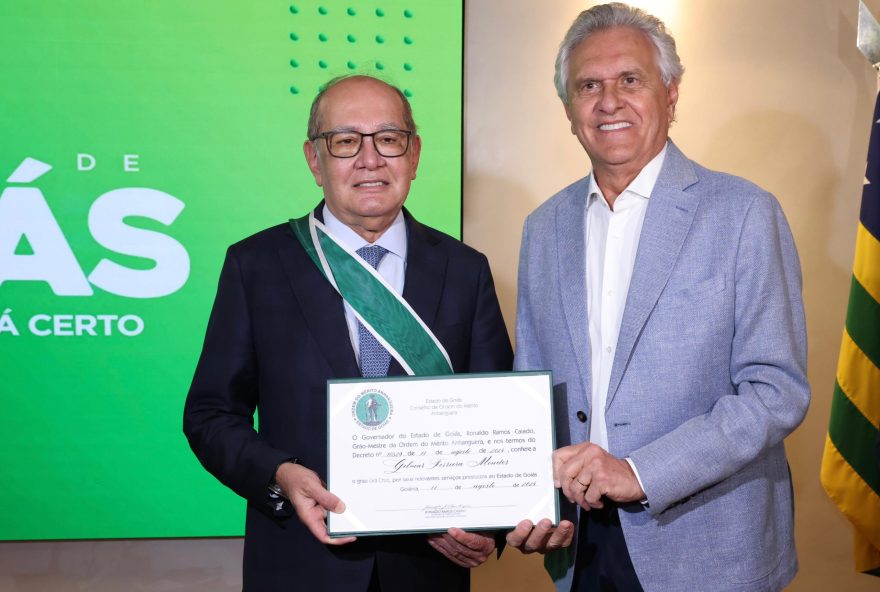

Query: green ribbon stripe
[290,216,322,273]
[290,216,451,376]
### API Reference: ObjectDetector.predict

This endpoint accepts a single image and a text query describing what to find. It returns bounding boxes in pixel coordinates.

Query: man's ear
[303,140,323,186]
[666,80,680,123]
[409,134,422,180]
[563,102,576,135]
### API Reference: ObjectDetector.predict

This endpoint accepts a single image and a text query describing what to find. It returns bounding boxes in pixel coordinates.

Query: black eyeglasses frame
[311,129,413,158]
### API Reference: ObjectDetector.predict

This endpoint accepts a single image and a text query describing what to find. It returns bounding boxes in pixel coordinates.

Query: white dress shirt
[322,205,407,363]
[585,145,667,492]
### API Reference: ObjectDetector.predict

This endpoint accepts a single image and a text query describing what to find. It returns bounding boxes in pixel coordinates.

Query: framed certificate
[326,372,558,537]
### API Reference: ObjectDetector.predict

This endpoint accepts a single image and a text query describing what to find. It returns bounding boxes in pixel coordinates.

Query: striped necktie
[356,245,391,377]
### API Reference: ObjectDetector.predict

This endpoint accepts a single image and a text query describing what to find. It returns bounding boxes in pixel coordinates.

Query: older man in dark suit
[184,75,512,592]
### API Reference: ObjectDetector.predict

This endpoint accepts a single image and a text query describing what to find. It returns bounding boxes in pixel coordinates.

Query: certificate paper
[326,372,558,537]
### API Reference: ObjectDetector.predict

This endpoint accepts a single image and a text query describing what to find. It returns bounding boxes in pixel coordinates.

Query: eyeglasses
[312,129,412,158]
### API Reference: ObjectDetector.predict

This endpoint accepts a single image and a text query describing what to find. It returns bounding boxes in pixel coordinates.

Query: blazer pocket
[658,275,727,310]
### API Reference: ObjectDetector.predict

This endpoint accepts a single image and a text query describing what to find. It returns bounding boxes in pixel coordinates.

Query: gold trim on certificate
[326,372,558,537]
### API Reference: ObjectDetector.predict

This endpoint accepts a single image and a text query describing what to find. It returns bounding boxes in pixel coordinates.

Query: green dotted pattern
[0,0,462,541]
[287,3,421,99]
[283,1,463,244]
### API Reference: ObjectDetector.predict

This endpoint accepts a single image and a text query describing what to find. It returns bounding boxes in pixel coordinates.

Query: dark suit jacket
[184,206,513,591]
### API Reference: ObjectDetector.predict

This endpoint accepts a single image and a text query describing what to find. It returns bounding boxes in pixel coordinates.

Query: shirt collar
[587,141,669,207]
[322,205,407,259]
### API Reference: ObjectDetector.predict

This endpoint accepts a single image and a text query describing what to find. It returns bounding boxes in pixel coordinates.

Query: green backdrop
[0,1,462,539]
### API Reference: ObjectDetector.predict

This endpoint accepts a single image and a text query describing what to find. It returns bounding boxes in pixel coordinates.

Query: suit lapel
[556,180,593,414]
[393,210,446,376]
[277,205,360,378]
[606,143,700,407]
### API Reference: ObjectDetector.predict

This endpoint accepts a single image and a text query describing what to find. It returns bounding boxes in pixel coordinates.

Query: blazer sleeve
[466,253,514,373]
[629,192,811,514]
[183,248,294,507]
[513,216,543,373]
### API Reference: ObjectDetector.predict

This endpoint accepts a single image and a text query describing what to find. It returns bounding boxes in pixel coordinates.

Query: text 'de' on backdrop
[0,1,462,540]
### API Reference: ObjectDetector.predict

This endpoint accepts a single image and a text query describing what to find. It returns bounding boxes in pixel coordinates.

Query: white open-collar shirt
[586,144,668,466]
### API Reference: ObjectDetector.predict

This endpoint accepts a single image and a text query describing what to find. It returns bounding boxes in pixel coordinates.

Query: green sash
[289,212,453,376]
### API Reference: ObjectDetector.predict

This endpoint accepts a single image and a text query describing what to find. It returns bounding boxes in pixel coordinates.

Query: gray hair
[554,2,684,104]
[306,74,417,140]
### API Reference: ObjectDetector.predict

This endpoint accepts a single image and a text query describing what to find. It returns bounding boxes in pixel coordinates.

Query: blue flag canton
[863,95,880,239]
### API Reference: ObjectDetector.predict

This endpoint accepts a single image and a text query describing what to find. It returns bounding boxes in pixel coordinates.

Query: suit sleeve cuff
[267,458,298,518]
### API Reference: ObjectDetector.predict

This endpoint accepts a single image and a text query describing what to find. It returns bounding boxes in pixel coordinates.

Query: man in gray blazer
[506,4,810,591]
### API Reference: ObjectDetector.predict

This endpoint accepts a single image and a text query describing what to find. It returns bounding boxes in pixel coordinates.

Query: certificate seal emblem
[353,389,392,430]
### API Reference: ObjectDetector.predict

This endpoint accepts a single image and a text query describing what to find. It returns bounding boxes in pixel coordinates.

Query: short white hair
[554,2,684,104]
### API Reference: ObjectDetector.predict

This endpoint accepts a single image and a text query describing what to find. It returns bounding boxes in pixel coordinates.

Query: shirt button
[576,410,588,423]
[606,346,612,353]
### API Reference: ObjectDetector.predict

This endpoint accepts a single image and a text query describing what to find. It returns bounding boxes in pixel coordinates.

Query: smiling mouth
[354,181,388,187]
[598,122,632,131]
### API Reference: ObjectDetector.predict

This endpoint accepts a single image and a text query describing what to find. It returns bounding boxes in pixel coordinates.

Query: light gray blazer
[514,141,810,591]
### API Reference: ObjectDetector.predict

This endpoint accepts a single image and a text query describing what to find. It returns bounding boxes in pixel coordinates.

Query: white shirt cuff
[625,457,649,505]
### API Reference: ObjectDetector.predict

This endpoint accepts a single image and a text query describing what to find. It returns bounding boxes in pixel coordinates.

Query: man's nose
[597,85,623,112]
[356,136,384,168]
